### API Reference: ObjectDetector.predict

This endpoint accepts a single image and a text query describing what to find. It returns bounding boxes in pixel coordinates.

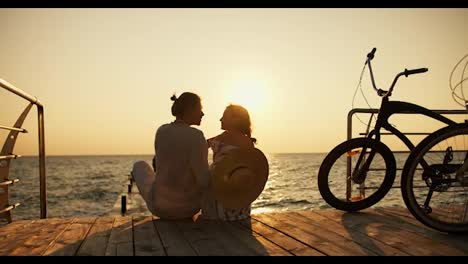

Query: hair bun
[170,94,178,101]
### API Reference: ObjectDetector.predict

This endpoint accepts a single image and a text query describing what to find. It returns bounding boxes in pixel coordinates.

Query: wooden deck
[1,206,468,256]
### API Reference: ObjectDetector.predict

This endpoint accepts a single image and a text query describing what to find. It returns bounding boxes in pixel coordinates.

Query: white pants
[131,160,201,219]
[132,161,157,215]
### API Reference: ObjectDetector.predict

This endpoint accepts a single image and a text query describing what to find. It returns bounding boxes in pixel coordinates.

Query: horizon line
[19,152,328,157]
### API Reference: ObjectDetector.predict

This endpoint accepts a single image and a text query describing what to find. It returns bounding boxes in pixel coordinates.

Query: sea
[5,153,409,221]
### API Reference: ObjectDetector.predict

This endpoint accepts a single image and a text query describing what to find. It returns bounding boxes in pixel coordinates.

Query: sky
[1,8,467,155]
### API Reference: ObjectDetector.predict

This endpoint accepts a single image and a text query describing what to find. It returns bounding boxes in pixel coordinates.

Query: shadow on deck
[0,207,467,256]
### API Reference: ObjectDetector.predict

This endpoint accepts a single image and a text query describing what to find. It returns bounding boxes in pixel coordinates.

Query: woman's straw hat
[211,148,269,209]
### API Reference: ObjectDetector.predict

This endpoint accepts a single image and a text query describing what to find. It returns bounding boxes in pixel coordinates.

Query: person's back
[152,122,209,218]
[132,92,209,220]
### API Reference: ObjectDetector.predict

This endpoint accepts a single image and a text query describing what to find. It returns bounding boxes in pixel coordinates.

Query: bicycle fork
[351,148,377,185]
[351,117,380,185]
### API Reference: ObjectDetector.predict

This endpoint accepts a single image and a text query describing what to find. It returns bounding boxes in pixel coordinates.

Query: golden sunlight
[225,80,268,114]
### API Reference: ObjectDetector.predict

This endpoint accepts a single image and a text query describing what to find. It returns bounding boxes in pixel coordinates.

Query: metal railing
[346,108,466,201]
[0,79,46,221]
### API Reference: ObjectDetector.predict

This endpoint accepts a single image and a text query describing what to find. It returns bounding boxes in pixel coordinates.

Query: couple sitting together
[132,92,269,221]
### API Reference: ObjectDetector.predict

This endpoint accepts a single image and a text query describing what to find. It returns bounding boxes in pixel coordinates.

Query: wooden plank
[369,208,468,255]
[223,220,274,256]
[72,217,97,224]
[1,208,466,256]
[314,209,421,255]
[245,233,293,255]
[76,217,115,256]
[251,213,350,256]
[230,220,293,256]
[0,219,54,254]
[255,212,377,256]
[174,219,230,256]
[3,218,72,256]
[377,207,467,235]
[271,212,379,255]
[133,216,165,256]
[152,218,196,256]
[376,206,468,228]
[417,205,467,221]
[42,217,96,256]
[104,216,134,256]
[372,208,468,254]
[237,218,324,256]
[0,219,36,236]
[314,209,466,256]
[10,218,73,256]
[293,211,409,256]
[379,206,468,234]
[377,206,414,219]
[207,221,259,256]
[184,219,258,256]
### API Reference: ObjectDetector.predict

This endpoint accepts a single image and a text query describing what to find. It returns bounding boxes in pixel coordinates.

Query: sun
[226,80,268,114]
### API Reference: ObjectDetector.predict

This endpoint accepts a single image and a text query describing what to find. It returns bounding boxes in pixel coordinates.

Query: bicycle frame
[370,97,457,146]
[350,98,457,191]
[348,48,459,199]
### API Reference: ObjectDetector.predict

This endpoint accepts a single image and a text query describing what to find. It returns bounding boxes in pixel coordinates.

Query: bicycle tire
[401,123,468,233]
[318,138,397,211]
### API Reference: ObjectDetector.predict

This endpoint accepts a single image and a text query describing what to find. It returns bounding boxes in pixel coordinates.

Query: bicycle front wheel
[318,138,396,211]
[402,123,468,233]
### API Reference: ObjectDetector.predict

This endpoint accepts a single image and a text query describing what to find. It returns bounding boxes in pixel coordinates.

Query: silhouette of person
[200,104,264,221]
[132,92,210,219]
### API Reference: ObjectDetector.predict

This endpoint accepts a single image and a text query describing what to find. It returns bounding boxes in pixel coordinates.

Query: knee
[133,160,152,174]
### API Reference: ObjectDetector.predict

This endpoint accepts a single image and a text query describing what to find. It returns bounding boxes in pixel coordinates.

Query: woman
[201,104,257,221]
[132,92,210,219]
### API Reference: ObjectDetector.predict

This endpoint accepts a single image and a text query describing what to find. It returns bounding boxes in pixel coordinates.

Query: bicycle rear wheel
[318,138,396,211]
[401,123,468,233]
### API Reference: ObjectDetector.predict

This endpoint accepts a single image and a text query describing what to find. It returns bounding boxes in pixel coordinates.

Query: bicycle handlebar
[365,47,428,97]
[367,47,377,61]
[404,68,428,77]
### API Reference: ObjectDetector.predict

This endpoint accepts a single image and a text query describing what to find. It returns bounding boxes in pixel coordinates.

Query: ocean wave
[8,155,407,220]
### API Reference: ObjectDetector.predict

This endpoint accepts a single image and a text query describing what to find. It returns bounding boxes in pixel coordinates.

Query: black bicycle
[400,53,468,233]
[318,48,457,212]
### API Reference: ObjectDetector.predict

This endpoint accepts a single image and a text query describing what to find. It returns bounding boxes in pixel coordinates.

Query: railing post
[121,195,127,215]
[346,110,355,202]
[38,106,46,219]
[1,79,48,221]
[346,108,379,201]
